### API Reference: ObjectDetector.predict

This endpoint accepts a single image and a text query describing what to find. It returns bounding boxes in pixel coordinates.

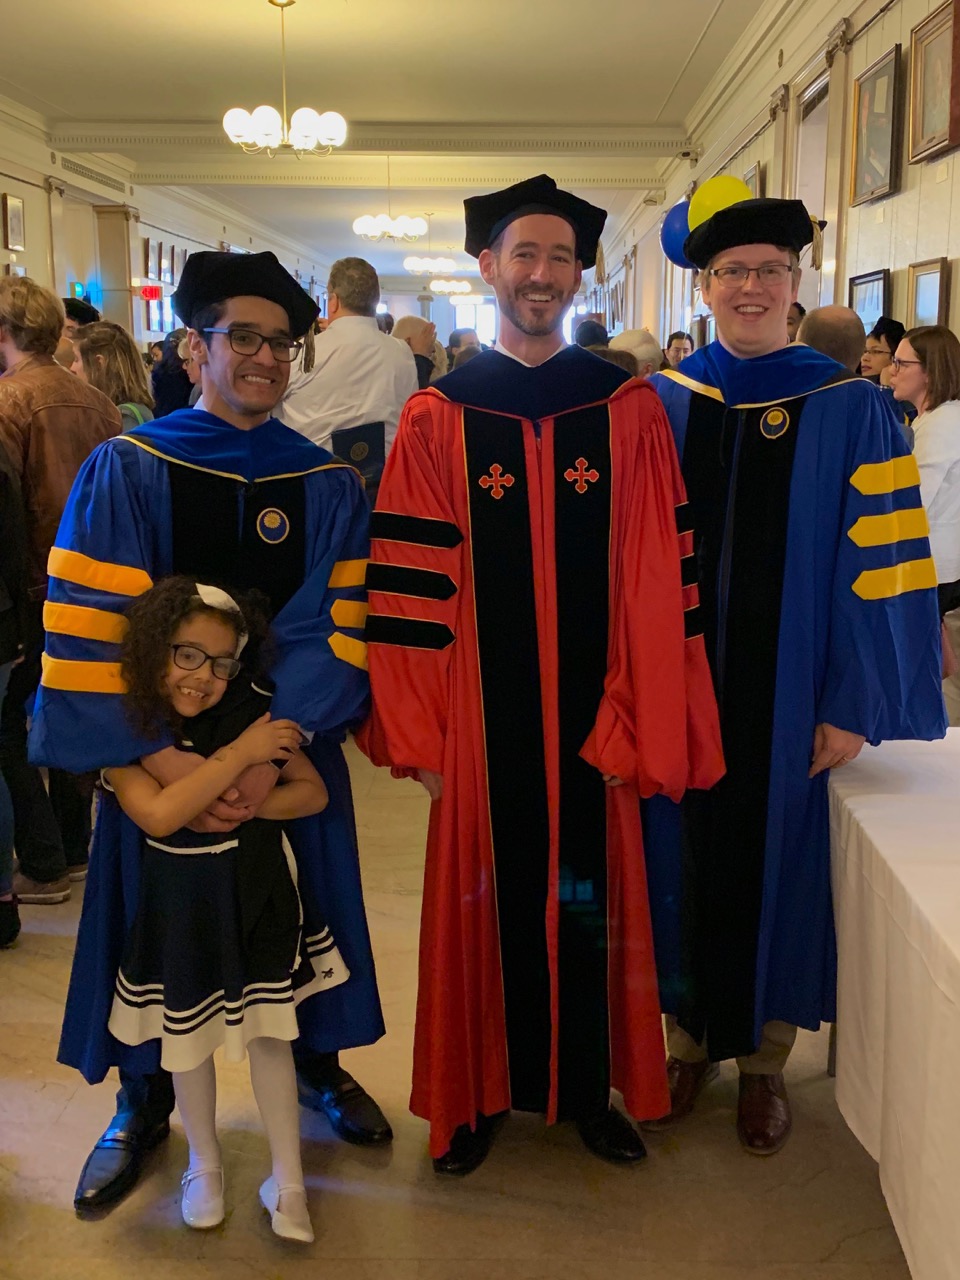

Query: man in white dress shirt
[279,258,417,494]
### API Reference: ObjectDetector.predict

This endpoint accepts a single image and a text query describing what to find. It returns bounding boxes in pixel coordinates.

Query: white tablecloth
[830,730,960,1280]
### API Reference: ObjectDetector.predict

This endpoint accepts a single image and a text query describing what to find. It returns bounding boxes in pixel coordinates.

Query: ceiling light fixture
[223,0,347,156]
[429,279,473,294]
[353,156,427,242]
[404,256,457,274]
[354,214,428,241]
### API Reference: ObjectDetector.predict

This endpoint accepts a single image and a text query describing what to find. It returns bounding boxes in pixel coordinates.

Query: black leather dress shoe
[432,1113,503,1176]
[296,1061,393,1146]
[576,1108,647,1164]
[74,1114,171,1214]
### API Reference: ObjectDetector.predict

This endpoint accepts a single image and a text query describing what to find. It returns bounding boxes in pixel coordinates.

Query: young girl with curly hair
[104,575,345,1242]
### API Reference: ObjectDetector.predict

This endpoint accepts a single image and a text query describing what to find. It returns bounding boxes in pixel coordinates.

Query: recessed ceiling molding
[131,163,666,190]
[49,120,695,159]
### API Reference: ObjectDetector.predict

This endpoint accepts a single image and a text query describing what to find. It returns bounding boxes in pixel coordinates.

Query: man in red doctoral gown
[357,175,725,1174]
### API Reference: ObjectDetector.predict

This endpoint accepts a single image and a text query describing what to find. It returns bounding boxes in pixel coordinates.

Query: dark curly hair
[120,575,273,738]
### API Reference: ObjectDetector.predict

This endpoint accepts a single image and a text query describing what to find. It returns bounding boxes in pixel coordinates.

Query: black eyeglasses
[891,357,922,371]
[202,327,303,362]
[170,643,241,682]
[706,263,793,287]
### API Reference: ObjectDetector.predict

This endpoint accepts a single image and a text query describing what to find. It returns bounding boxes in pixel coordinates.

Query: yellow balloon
[687,176,755,231]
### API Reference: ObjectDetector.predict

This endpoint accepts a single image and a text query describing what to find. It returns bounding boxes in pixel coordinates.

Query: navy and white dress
[107,676,348,1073]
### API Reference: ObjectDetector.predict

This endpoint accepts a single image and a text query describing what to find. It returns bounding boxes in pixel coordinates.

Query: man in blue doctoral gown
[644,197,946,1155]
[30,251,390,1213]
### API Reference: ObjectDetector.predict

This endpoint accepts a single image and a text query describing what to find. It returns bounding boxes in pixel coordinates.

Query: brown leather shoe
[737,1072,792,1156]
[642,1057,720,1131]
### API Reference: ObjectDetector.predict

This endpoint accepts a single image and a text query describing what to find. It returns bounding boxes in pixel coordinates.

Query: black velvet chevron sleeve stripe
[370,511,464,549]
[365,615,455,650]
[366,563,457,601]
[683,605,703,639]
[674,501,695,535]
[680,554,699,587]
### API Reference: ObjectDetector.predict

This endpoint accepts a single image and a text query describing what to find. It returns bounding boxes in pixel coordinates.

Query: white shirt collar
[494,339,567,368]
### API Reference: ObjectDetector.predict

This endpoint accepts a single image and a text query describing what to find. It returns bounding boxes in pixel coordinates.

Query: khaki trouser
[665,1015,797,1075]
[943,608,960,727]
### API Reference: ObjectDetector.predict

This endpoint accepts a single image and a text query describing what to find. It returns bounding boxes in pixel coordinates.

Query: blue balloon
[659,200,695,270]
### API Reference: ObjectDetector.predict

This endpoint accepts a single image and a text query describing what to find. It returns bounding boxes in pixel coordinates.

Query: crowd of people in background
[2,259,959,960]
[0,170,956,1253]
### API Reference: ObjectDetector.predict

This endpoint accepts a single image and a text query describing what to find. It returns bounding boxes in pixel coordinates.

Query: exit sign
[140,284,163,301]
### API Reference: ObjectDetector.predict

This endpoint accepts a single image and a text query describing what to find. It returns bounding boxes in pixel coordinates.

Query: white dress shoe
[180,1166,224,1229]
[259,1175,314,1243]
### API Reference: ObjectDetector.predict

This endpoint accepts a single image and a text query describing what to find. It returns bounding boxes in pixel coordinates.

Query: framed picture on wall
[848,269,892,330]
[743,163,765,198]
[159,243,173,284]
[850,46,903,205]
[147,299,162,332]
[3,263,26,277]
[144,238,159,280]
[907,257,951,325]
[2,195,25,252]
[909,2,960,163]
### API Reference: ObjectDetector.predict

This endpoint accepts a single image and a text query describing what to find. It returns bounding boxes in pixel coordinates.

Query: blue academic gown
[30,409,385,1083]
[646,342,946,1060]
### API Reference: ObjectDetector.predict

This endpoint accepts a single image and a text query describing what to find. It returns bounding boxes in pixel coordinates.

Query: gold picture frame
[2,194,25,252]
[848,268,892,330]
[743,163,765,198]
[909,1,960,163]
[851,46,903,205]
[907,257,951,325]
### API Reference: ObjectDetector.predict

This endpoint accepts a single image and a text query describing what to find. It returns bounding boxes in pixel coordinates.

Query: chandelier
[223,0,347,156]
[353,214,428,242]
[430,279,472,294]
[353,156,427,242]
[404,256,457,274]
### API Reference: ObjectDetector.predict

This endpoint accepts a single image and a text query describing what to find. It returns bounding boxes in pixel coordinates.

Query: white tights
[172,1036,304,1188]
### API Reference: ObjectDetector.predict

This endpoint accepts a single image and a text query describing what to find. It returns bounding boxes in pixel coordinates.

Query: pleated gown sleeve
[355,395,463,776]
[29,437,169,771]
[814,385,947,744]
[580,383,725,798]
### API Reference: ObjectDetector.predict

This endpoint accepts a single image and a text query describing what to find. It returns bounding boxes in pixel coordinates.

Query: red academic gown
[357,349,724,1157]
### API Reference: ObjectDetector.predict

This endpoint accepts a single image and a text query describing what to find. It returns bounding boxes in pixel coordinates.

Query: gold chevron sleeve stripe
[847,508,930,548]
[40,653,127,695]
[850,455,921,496]
[331,599,369,630]
[48,547,153,598]
[43,602,128,644]
[328,559,369,589]
[852,557,938,600]
[328,631,368,670]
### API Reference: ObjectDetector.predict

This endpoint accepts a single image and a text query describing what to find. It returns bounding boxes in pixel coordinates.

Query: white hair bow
[193,582,249,656]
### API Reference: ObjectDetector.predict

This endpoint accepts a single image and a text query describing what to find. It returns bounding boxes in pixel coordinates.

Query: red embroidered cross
[479,464,515,500]
[564,457,599,494]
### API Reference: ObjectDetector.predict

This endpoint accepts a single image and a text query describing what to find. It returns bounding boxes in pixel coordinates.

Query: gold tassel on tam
[809,218,825,271]
[300,326,316,374]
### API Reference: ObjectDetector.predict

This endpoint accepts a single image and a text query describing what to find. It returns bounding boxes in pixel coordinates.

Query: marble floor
[0,742,909,1280]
